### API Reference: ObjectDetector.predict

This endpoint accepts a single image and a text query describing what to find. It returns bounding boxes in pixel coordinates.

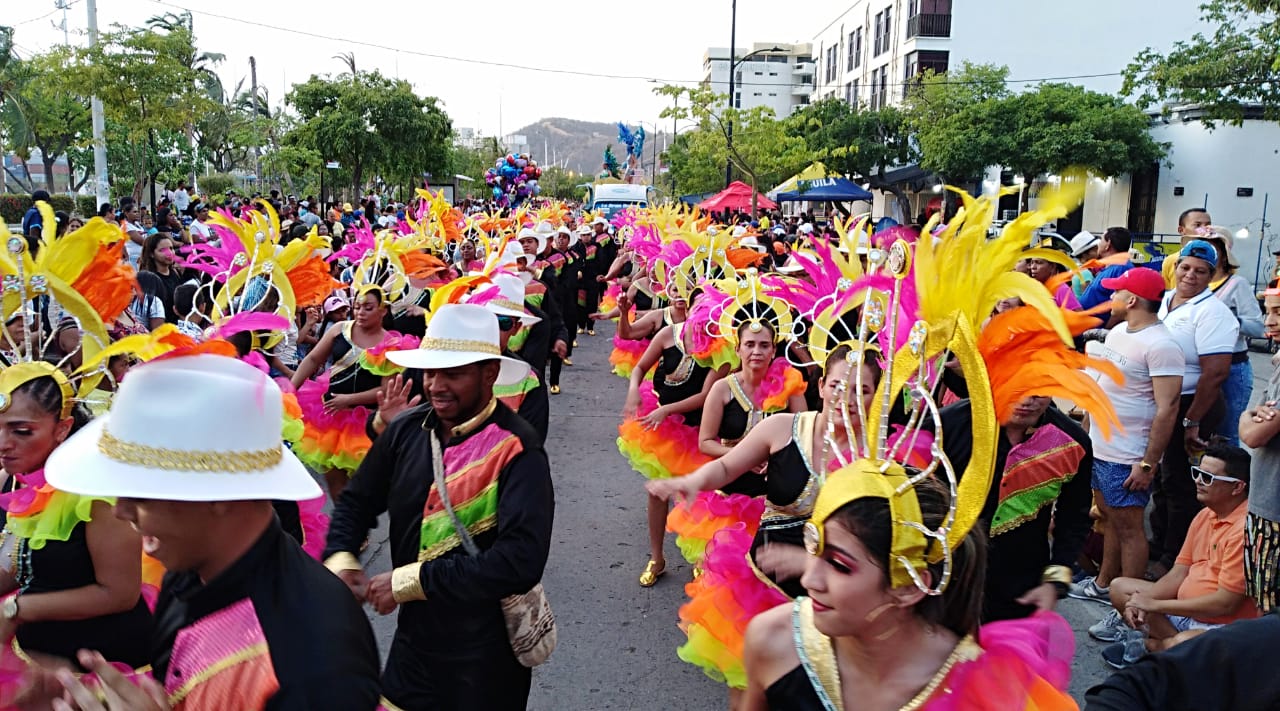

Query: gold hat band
[420,338,500,356]
[491,298,526,313]
[98,430,282,472]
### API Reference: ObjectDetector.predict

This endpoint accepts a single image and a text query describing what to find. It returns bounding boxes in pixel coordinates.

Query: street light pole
[86,0,109,207]
[725,0,737,189]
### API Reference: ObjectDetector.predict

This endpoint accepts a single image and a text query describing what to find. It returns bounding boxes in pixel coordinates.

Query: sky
[9,0,836,137]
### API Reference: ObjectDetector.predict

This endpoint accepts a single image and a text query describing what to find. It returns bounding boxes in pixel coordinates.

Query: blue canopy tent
[773,176,873,203]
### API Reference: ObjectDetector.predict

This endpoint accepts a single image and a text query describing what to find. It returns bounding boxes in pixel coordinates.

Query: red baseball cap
[1101,267,1166,301]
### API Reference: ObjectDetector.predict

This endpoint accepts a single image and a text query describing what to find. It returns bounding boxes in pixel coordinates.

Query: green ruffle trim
[8,491,114,550]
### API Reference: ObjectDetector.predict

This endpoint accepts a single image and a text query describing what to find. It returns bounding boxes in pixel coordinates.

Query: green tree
[992,83,1167,210]
[286,70,452,195]
[1124,0,1280,126]
[655,84,810,215]
[904,62,1012,187]
[61,22,215,200]
[786,98,917,217]
[0,48,92,193]
[662,129,731,197]
[537,165,588,201]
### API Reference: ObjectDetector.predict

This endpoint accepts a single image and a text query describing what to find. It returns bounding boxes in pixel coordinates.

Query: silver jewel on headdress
[2,275,19,294]
[232,253,248,267]
[254,230,267,244]
[29,275,48,295]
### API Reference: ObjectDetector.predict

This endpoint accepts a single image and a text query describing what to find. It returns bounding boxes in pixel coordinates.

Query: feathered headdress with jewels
[0,204,137,416]
[805,179,1120,595]
[708,269,793,346]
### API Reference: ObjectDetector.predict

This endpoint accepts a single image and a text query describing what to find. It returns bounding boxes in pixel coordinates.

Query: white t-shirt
[173,188,190,212]
[190,220,212,242]
[1087,323,1185,463]
[123,221,144,266]
[130,294,164,327]
[1158,289,1239,394]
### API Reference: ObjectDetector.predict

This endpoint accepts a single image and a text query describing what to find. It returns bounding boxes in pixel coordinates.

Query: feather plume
[70,240,138,323]
[286,256,341,308]
[979,306,1122,436]
[213,312,291,339]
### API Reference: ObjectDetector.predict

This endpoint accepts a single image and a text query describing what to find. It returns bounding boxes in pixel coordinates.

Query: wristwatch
[1139,461,1155,472]
[1182,418,1200,429]
[3,594,20,623]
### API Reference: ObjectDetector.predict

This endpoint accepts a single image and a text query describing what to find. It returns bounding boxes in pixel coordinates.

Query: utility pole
[250,57,262,185]
[725,0,737,189]
[86,0,109,208]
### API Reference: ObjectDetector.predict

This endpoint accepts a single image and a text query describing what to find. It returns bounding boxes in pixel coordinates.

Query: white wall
[704,46,813,117]
[1149,118,1280,289]
[1082,177,1133,234]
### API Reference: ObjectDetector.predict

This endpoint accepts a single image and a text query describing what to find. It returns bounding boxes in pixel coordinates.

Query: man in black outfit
[42,354,382,709]
[938,394,1094,621]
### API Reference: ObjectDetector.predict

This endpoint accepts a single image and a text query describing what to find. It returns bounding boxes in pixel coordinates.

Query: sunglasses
[1191,466,1243,487]
[496,315,517,332]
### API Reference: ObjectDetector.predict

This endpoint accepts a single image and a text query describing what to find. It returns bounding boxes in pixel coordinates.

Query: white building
[702,42,815,117]
[1077,106,1280,290]
[812,0,1204,110]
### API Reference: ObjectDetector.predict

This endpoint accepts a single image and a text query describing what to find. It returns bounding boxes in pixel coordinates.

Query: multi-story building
[702,42,815,117]
[812,0,1204,110]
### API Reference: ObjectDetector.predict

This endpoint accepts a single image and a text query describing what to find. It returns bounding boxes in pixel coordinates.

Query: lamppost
[724,34,786,188]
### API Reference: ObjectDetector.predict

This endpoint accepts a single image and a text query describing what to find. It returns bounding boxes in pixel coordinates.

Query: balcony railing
[906,13,952,38]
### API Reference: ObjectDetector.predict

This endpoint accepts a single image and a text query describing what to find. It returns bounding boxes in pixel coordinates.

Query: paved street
[349,324,1280,709]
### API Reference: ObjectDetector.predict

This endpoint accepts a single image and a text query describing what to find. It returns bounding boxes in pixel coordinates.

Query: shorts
[1091,458,1151,509]
[1166,615,1224,633]
[1245,513,1280,614]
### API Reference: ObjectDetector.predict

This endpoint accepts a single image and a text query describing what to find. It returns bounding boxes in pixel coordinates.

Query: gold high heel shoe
[639,560,666,587]
[549,385,561,395]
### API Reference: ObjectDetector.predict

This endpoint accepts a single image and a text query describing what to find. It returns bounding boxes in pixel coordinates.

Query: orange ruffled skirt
[295,372,373,475]
[616,382,711,480]
[668,490,763,566]
[676,517,787,689]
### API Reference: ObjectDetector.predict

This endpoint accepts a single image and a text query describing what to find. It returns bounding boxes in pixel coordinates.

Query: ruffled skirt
[616,382,711,480]
[609,332,650,380]
[676,520,788,689]
[295,372,373,474]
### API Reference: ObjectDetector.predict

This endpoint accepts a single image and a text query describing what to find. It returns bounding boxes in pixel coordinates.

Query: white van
[589,183,650,220]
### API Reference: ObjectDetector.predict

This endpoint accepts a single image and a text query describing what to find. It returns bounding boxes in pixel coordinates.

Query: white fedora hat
[519,226,547,254]
[386,303,528,385]
[557,225,579,248]
[591,216,608,227]
[467,273,541,325]
[46,355,320,502]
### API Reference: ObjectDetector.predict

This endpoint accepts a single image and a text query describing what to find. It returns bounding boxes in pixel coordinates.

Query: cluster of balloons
[484,153,542,207]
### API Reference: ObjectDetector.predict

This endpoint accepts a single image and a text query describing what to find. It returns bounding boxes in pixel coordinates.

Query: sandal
[639,560,666,587]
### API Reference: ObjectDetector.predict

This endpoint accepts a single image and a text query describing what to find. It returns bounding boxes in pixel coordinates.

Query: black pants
[1151,393,1225,568]
[381,633,531,711]
[579,281,601,330]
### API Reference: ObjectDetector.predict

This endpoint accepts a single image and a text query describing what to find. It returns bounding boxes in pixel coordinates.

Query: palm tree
[334,52,357,77]
[145,11,226,103]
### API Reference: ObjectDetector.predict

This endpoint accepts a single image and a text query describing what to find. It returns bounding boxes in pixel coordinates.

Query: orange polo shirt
[1175,498,1259,624]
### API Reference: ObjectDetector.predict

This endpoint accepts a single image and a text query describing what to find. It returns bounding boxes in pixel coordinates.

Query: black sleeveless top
[652,325,709,428]
[633,289,655,313]
[754,413,825,598]
[0,493,153,667]
[765,667,825,710]
[326,323,384,396]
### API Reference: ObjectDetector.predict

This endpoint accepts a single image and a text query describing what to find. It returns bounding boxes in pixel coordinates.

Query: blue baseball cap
[1179,239,1218,268]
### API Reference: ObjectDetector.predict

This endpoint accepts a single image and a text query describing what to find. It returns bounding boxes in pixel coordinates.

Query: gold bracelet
[1041,564,1073,587]
[391,562,426,603]
[323,552,362,575]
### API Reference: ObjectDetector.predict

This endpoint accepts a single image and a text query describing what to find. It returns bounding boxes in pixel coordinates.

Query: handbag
[429,432,557,667]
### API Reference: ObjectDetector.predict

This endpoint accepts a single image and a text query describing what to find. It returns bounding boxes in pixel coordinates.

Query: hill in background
[509,118,670,178]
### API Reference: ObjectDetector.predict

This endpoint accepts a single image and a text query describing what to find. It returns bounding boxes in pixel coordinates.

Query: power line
[149,0,1134,92]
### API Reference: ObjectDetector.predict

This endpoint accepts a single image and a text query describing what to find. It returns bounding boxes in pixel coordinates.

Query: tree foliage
[905,62,1012,184]
[786,99,916,216]
[654,84,809,213]
[1124,0,1280,126]
[59,21,216,199]
[286,70,452,195]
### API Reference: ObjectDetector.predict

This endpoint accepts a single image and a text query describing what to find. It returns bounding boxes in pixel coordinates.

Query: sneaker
[1088,610,1127,642]
[1069,576,1111,604]
[1101,642,1132,669]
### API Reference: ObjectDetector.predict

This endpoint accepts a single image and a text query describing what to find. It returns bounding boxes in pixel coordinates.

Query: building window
[882,7,892,53]
[852,78,860,108]
[873,12,884,55]
[870,67,888,110]
[854,28,863,69]
[907,0,953,38]
[735,93,742,108]
[768,92,777,96]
